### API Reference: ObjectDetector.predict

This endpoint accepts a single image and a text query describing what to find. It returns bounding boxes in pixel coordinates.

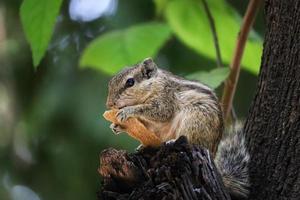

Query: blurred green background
[0,0,264,199]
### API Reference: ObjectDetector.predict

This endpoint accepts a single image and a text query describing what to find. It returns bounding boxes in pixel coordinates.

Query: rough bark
[244,0,300,199]
[98,137,231,200]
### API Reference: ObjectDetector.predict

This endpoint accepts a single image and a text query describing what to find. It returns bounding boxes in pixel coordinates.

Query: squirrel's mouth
[115,103,129,109]
[115,99,137,109]
[107,105,125,110]
[107,102,127,109]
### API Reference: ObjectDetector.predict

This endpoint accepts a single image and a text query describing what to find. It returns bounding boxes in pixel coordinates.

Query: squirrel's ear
[141,57,157,79]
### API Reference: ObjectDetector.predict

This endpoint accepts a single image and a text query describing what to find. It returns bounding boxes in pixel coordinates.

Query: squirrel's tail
[215,125,250,199]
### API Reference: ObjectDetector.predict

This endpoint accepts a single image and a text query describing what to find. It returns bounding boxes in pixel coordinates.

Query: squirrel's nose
[106,100,115,108]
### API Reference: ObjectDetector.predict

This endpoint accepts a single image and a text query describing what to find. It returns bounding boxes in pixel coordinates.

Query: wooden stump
[98,136,231,200]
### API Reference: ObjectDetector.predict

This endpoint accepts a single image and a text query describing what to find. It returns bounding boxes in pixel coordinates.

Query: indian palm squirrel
[106,58,250,199]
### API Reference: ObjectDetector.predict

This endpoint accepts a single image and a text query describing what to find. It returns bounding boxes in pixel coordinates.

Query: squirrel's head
[106,57,158,109]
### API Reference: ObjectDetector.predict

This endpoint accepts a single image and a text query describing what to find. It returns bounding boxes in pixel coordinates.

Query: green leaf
[80,22,172,74]
[186,67,230,89]
[20,0,63,67]
[164,0,262,74]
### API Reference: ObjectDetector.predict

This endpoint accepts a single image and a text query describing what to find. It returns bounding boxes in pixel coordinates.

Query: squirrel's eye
[125,78,135,87]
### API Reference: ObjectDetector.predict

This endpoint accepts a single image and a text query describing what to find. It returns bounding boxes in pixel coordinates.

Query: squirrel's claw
[116,108,131,122]
[110,123,124,135]
[135,144,145,152]
[165,139,176,145]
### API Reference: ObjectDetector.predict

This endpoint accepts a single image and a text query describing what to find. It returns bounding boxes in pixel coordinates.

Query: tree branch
[200,0,223,68]
[221,0,262,121]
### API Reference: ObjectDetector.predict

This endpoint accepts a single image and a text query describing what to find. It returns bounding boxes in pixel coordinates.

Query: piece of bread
[103,110,162,147]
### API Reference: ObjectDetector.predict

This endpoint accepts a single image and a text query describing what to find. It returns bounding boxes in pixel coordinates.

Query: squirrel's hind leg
[172,108,221,155]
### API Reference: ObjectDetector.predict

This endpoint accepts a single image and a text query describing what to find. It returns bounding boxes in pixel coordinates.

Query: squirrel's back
[215,124,250,199]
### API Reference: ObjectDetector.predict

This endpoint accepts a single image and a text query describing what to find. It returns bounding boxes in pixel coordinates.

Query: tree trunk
[244,0,300,199]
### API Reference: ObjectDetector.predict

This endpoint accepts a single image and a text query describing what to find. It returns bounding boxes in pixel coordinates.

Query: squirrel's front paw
[110,123,124,135]
[116,108,133,122]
